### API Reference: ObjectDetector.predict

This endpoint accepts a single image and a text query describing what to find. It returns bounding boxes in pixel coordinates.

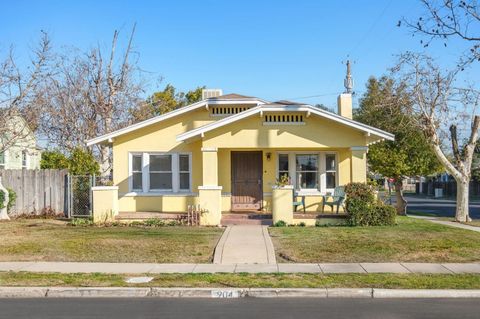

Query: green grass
[1,272,480,289]
[0,220,223,263]
[269,216,480,263]
[409,213,480,228]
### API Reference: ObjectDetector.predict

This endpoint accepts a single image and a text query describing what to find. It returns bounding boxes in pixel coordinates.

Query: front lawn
[0,220,223,263]
[1,272,480,289]
[269,216,480,263]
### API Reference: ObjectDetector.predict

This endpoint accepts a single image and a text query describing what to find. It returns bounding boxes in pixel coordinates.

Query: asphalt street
[389,194,480,219]
[0,298,479,319]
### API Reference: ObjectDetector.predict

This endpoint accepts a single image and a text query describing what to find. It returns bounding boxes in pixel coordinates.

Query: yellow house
[87,88,393,225]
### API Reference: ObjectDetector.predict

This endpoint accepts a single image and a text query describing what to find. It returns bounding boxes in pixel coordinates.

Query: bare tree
[39,25,144,177]
[395,52,480,222]
[403,0,480,65]
[0,32,51,153]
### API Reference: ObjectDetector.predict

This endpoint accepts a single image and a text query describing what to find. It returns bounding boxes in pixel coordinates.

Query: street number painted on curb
[211,290,240,298]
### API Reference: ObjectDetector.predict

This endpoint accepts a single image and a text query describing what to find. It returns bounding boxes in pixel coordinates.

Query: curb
[2,287,480,298]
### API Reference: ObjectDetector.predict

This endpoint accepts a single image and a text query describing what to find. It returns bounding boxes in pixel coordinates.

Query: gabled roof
[211,93,256,100]
[176,104,394,143]
[86,94,267,146]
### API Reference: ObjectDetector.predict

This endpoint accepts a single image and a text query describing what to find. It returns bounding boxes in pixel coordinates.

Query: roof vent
[202,89,223,100]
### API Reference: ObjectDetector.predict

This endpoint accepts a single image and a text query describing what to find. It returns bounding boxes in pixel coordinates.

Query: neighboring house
[87,83,394,225]
[0,113,41,170]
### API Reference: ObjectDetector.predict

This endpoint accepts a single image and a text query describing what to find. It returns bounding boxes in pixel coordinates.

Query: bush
[144,218,165,227]
[7,188,16,213]
[0,188,16,214]
[372,204,397,226]
[69,218,93,226]
[344,182,396,226]
[274,220,287,227]
[14,207,63,220]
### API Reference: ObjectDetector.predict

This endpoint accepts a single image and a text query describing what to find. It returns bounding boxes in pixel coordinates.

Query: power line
[347,0,393,57]
[276,92,342,101]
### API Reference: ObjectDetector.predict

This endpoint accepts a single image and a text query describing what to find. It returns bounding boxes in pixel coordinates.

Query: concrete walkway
[213,225,276,264]
[1,262,480,274]
[409,215,480,233]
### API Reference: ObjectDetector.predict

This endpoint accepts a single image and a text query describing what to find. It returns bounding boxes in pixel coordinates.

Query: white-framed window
[325,153,337,189]
[179,154,191,191]
[129,152,192,193]
[0,151,5,169]
[131,154,143,191]
[149,154,173,191]
[276,152,338,194]
[21,150,27,168]
[296,154,319,190]
[277,154,289,180]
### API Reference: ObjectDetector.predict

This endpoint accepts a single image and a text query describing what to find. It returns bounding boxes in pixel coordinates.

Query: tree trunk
[394,178,407,215]
[455,178,472,222]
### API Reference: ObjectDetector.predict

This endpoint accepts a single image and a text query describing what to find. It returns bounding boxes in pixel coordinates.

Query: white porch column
[198,147,222,225]
[350,146,368,183]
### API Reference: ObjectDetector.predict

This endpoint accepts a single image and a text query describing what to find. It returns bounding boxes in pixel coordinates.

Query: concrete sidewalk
[1,261,480,274]
[213,225,276,264]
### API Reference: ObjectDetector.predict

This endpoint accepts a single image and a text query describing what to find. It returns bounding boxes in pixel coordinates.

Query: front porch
[195,146,362,225]
[93,147,362,225]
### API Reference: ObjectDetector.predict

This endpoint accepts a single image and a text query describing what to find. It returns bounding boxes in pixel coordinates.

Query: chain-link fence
[66,174,114,218]
[66,175,93,218]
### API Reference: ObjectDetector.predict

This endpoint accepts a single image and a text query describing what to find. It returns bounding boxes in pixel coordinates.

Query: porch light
[266,152,272,161]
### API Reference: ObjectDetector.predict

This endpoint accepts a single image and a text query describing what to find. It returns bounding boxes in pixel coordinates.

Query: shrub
[14,207,63,219]
[274,220,287,227]
[0,188,16,214]
[344,182,396,226]
[372,203,397,226]
[69,218,93,226]
[144,218,165,227]
[298,222,306,227]
[167,220,179,226]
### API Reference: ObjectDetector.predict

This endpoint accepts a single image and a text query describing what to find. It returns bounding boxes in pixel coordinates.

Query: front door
[231,151,263,210]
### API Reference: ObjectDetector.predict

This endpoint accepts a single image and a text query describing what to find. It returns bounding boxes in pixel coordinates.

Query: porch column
[198,147,222,226]
[350,146,368,183]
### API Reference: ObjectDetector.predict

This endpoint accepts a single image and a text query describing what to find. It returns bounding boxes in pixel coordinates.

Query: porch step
[221,218,273,226]
[221,213,272,220]
[116,212,185,220]
[221,213,273,225]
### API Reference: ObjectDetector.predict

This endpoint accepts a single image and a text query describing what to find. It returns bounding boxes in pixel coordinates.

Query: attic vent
[263,114,305,125]
[211,106,250,116]
[202,89,223,100]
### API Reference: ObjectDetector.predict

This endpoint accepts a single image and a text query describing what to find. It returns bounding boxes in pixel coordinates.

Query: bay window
[129,152,191,193]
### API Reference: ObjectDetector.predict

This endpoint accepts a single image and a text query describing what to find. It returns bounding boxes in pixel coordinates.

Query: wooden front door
[231,151,263,210]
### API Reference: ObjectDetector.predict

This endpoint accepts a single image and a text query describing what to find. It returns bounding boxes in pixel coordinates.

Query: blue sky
[1,0,478,109]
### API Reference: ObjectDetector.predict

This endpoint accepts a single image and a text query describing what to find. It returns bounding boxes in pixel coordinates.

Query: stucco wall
[112,108,367,213]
